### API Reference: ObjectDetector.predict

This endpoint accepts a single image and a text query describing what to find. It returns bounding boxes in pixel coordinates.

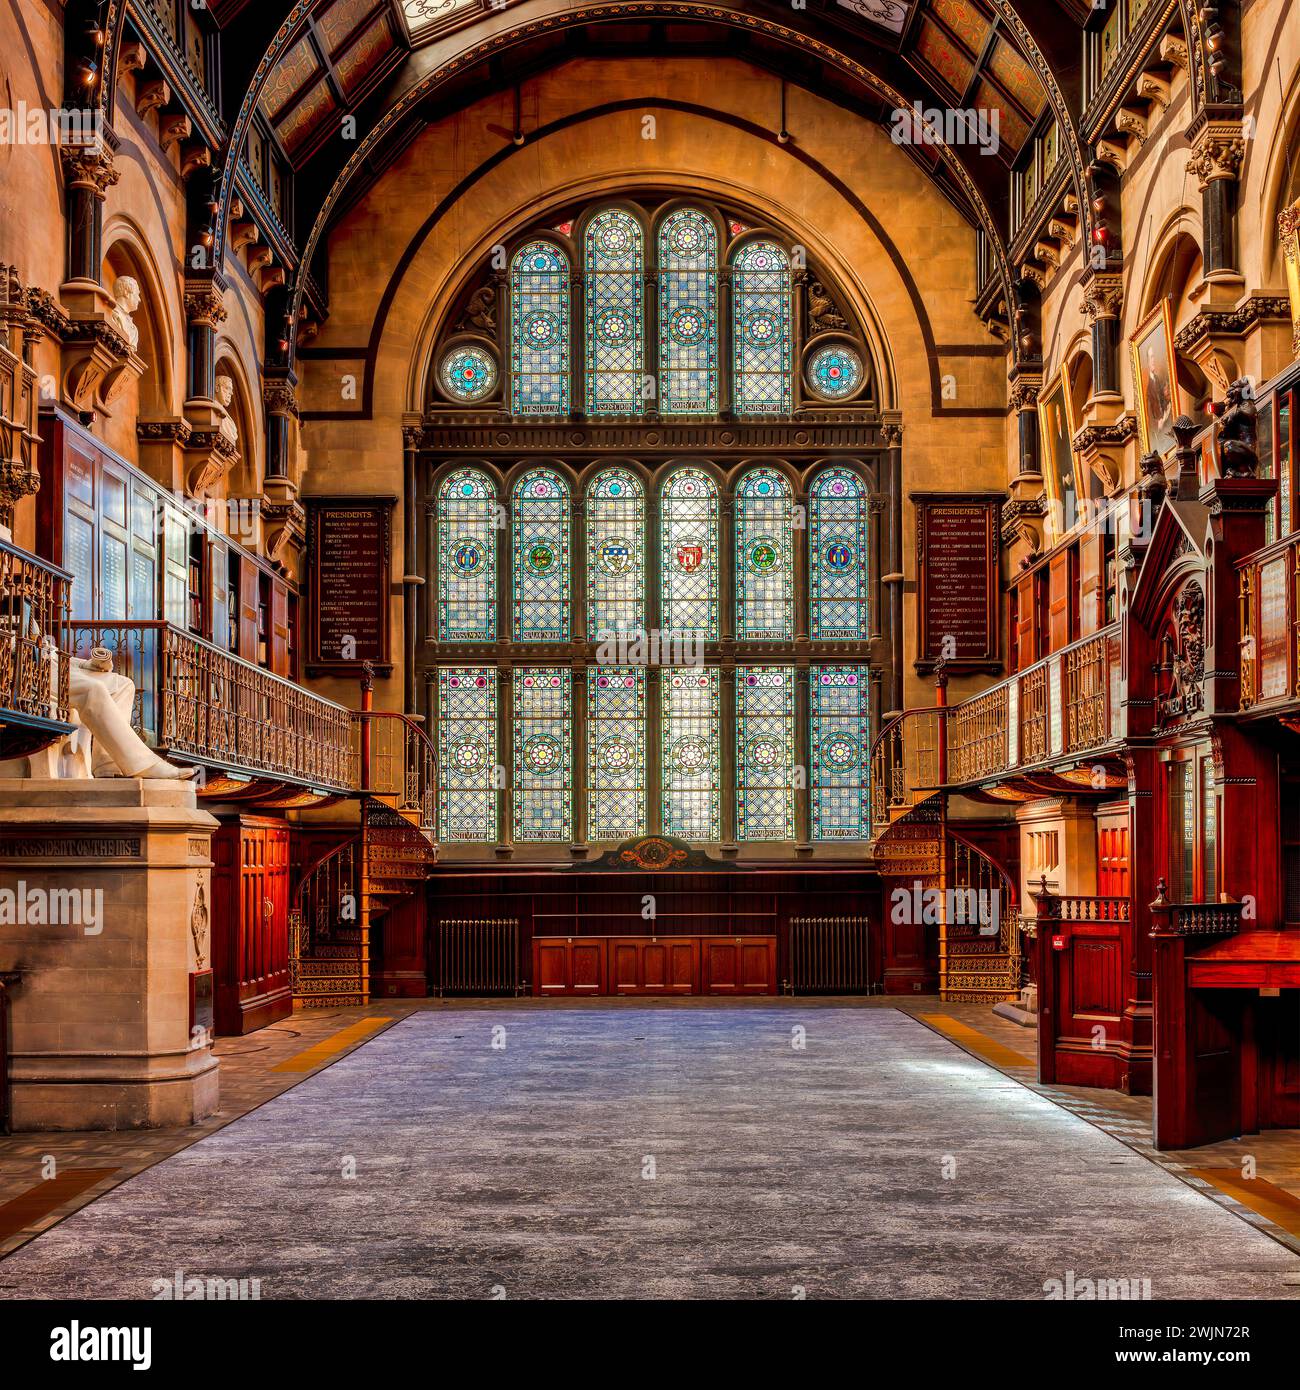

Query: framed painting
[1038,365,1078,536]
[1131,299,1180,457]
[1281,199,1300,362]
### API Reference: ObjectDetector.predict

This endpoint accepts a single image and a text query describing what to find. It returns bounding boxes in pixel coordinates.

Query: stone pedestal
[0,779,220,1130]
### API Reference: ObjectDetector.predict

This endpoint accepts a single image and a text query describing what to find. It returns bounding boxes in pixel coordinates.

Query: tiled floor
[0,995,1298,1293]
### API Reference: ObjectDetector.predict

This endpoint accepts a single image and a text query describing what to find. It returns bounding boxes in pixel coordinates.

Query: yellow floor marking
[0,1168,120,1242]
[1189,1169,1300,1238]
[271,1018,394,1073]
[919,1014,1035,1069]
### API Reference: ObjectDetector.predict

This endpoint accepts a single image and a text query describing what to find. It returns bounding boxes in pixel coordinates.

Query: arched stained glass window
[511,469,570,641]
[586,468,645,637]
[584,208,644,415]
[736,666,795,841]
[657,208,718,413]
[510,240,570,415]
[437,667,498,842]
[587,666,646,841]
[735,467,793,641]
[512,667,572,841]
[731,239,792,415]
[661,667,720,840]
[809,468,869,640]
[660,467,718,641]
[810,665,871,840]
[437,468,497,641]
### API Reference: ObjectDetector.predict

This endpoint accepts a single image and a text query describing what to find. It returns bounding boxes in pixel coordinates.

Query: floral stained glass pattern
[810,666,871,840]
[731,240,792,414]
[657,208,719,413]
[809,468,869,639]
[805,343,863,400]
[437,667,497,842]
[439,344,497,402]
[661,667,720,839]
[512,668,572,841]
[511,469,570,641]
[660,467,718,641]
[587,666,646,841]
[584,209,644,415]
[735,468,793,641]
[736,666,795,841]
[586,468,645,637]
[437,468,496,641]
[510,240,570,415]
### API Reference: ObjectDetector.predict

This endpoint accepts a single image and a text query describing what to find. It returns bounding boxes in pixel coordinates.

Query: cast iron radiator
[788,917,872,994]
[436,918,522,996]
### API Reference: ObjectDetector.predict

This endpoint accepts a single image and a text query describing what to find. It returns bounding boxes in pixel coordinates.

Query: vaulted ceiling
[209,0,1095,283]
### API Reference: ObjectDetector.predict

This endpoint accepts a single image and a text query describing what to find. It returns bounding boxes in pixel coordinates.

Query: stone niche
[0,779,220,1130]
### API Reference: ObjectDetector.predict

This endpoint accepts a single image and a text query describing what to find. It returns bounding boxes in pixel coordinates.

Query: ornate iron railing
[67,621,352,789]
[869,706,945,833]
[354,709,436,833]
[0,539,71,728]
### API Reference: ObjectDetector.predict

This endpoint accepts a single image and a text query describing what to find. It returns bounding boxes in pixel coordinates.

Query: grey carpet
[2,1005,1296,1300]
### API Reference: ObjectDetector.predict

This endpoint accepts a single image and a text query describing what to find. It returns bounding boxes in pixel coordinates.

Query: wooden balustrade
[68,620,353,789]
[0,539,71,735]
[1149,885,1245,938]
[945,624,1120,785]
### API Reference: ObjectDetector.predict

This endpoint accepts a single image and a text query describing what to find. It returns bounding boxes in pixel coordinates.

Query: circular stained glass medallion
[597,734,636,773]
[668,305,707,344]
[450,537,486,575]
[743,310,779,347]
[746,736,782,771]
[670,736,710,775]
[439,345,497,402]
[450,737,488,774]
[822,734,858,771]
[746,537,779,573]
[524,540,556,575]
[521,733,563,776]
[523,309,560,345]
[806,343,864,400]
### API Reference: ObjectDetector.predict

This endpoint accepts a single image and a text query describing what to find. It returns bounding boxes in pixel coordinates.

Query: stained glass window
[809,467,870,639]
[587,666,646,841]
[587,468,645,638]
[437,468,497,641]
[512,668,572,841]
[810,665,871,840]
[511,468,570,640]
[661,667,720,839]
[510,240,570,415]
[657,208,718,413]
[660,467,718,641]
[735,467,794,640]
[732,239,792,414]
[437,667,497,841]
[584,208,644,415]
[736,666,795,841]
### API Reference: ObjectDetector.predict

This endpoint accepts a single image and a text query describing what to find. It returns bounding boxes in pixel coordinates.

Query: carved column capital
[1008,374,1043,412]
[1186,123,1244,189]
[1079,271,1124,324]
[60,142,119,195]
[262,379,299,419]
[183,281,228,328]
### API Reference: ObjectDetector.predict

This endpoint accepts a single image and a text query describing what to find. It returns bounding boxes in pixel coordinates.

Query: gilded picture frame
[1037,365,1077,537]
[1281,198,1300,362]
[1130,299,1180,458]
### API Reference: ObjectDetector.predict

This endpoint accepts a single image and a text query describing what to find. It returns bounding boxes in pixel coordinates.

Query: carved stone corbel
[135,79,170,118]
[1186,124,1244,190]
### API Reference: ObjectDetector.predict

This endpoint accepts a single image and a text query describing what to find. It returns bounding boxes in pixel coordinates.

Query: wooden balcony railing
[0,538,71,735]
[68,621,353,790]
[1150,883,1246,939]
[1033,887,1131,925]
[947,624,1121,785]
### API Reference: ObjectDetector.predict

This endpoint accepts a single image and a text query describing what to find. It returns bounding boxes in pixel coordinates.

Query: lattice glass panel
[586,468,645,637]
[657,207,718,414]
[809,467,869,639]
[732,239,792,414]
[587,666,646,841]
[661,667,720,839]
[510,240,570,415]
[735,467,794,640]
[512,667,572,841]
[660,467,718,640]
[584,208,644,415]
[736,665,795,841]
[810,665,871,840]
[437,468,497,641]
[437,667,497,841]
[511,468,570,640]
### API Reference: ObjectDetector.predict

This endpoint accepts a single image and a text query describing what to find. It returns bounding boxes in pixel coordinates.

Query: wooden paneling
[211,817,292,1035]
[530,934,777,996]
[609,937,697,995]
[701,937,777,995]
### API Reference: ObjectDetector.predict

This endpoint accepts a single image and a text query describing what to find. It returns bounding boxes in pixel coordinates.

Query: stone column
[0,780,220,1130]
[1186,120,1244,289]
[60,137,120,312]
[880,418,903,719]
[1079,272,1124,400]
[183,278,227,409]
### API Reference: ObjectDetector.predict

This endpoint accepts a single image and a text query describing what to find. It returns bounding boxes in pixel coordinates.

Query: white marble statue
[107,275,140,352]
[69,647,198,779]
[214,373,239,450]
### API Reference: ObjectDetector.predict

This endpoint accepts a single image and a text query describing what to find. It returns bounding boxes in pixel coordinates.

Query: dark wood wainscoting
[211,816,292,1035]
[430,869,878,997]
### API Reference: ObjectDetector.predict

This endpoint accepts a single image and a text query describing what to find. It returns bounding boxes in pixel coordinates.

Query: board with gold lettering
[914,493,1001,674]
[305,496,396,674]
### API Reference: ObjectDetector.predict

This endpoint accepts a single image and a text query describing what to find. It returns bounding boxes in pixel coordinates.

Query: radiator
[437,918,522,996]
[788,916,872,994]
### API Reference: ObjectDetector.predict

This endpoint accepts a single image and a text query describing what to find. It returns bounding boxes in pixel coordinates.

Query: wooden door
[609,937,697,995]
[212,818,292,1035]
[237,556,260,662]
[533,937,606,996]
[1096,809,1130,898]
[701,936,777,995]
